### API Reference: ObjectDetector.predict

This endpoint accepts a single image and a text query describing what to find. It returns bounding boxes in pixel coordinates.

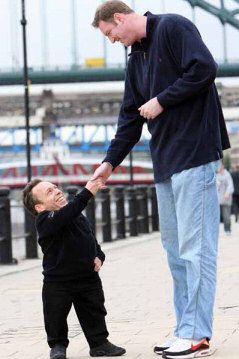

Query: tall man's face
[99,13,137,47]
[32,181,67,214]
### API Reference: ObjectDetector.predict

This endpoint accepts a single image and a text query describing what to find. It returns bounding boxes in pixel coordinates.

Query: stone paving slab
[0,223,239,359]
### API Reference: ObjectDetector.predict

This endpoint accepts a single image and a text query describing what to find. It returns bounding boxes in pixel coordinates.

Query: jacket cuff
[102,159,116,171]
[98,250,105,264]
[157,93,171,109]
[78,187,93,203]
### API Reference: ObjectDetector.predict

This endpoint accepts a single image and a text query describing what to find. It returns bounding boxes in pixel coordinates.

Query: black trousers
[42,276,109,349]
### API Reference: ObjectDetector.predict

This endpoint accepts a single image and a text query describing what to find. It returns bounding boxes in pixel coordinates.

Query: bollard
[25,209,38,259]
[114,186,126,239]
[100,188,112,242]
[66,186,79,201]
[136,186,149,234]
[86,196,96,233]
[0,188,14,264]
[149,185,159,231]
[125,187,138,237]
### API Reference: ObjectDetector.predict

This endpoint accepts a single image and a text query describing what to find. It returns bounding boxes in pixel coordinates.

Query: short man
[23,178,126,359]
[217,162,234,235]
[91,1,230,358]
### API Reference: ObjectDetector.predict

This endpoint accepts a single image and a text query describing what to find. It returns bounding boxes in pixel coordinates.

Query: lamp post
[71,0,78,66]
[124,46,134,185]
[20,0,31,182]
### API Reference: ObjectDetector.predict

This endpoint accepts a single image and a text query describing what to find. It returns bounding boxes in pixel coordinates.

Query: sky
[0,0,239,70]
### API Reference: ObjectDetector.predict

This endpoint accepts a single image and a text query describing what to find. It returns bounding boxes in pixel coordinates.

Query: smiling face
[98,13,138,47]
[32,181,67,214]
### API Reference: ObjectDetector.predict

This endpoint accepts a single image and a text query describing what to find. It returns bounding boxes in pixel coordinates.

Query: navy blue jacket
[103,12,230,182]
[36,188,105,282]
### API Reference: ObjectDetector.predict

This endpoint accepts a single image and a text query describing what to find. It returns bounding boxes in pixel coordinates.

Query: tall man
[92,1,230,359]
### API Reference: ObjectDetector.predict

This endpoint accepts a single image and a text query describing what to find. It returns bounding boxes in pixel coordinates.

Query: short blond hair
[92,1,134,28]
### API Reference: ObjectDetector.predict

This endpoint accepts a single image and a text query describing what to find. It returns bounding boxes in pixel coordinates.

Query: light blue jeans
[155,161,220,340]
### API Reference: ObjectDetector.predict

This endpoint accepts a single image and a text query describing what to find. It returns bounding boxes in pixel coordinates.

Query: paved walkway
[0,221,239,359]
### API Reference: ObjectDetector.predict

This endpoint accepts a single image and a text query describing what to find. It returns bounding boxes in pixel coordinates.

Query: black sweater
[103,12,230,182]
[36,188,105,282]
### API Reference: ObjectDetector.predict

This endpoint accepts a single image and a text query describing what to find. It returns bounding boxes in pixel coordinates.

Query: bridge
[1,0,239,85]
[1,63,239,86]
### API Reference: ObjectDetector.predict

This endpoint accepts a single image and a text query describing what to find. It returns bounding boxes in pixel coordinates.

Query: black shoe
[50,345,66,359]
[90,340,126,357]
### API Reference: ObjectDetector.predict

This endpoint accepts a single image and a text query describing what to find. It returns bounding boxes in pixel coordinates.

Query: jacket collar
[130,11,156,53]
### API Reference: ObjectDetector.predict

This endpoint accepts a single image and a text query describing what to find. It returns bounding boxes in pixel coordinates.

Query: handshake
[85,162,113,195]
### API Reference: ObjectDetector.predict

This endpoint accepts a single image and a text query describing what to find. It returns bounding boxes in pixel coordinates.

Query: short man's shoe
[90,340,126,357]
[154,336,178,355]
[162,338,211,359]
[50,344,66,359]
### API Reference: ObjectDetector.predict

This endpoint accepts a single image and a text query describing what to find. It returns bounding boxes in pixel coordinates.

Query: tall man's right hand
[91,162,113,184]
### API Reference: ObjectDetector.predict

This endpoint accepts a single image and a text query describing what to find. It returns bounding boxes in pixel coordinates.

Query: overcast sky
[0,0,239,70]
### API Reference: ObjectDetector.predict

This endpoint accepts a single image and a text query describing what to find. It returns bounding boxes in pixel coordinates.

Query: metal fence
[0,185,159,265]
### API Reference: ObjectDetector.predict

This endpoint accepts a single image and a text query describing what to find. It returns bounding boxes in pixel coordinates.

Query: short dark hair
[22,178,42,216]
[92,0,134,28]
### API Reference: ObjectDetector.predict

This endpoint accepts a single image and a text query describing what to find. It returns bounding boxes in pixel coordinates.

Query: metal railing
[1,62,239,85]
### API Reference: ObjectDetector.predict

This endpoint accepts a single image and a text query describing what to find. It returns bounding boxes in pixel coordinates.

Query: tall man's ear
[113,13,124,24]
